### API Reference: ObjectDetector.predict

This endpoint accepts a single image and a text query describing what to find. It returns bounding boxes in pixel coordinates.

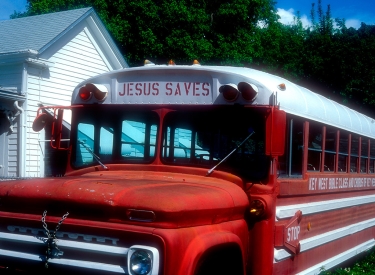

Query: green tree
[10,0,375,115]
[18,0,278,66]
[303,1,375,115]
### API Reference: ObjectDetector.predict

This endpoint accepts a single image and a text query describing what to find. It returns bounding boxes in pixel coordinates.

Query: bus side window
[76,123,95,165]
[324,127,336,172]
[338,132,349,172]
[370,140,375,173]
[307,122,322,172]
[279,116,304,177]
[350,135,359,173]
[361,138,368,173]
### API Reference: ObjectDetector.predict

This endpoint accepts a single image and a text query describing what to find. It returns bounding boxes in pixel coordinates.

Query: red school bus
[1,60,375,275]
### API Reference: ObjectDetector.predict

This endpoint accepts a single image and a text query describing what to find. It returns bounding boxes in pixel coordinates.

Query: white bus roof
[72,65,375,139]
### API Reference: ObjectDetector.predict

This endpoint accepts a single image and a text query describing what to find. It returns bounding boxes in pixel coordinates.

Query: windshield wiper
[206,130,255,176]
[78,139,108,170]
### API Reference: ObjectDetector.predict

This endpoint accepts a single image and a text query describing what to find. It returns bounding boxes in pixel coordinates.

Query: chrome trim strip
[0,232,128,255]
[274,218,375,262]
[296,239,375,275]
[0,248,127,273]
[276,194,375,220]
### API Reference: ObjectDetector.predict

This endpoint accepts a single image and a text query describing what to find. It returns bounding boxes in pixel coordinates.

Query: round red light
[219,84,239,101]
[79,87,92,101]
[238,82,258,101]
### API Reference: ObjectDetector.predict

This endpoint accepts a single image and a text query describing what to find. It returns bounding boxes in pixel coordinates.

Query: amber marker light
[307,222,312,231]
[192,59,201,65]
[168,59,176,66]
[144,59,155,66]
[238,82,258,101]
[219,84,239,102]
[249,199,265,217]
[278,83,286,91]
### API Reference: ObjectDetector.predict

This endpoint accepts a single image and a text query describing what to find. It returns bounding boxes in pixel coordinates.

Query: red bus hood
[0,171,248,228]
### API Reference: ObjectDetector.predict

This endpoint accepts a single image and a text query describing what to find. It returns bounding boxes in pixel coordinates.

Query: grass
[319,248,375,274]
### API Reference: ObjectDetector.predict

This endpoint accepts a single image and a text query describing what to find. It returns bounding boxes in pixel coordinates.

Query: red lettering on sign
[128,83,134,96]
[166,83,172,95]
[135,83,142,96]
[175,83,181,96]
[202,82,210,96]
[119,82,210,97]
[144,83,151,95]
[119,84,125,96]
[152,83,159,95]
[193,82,200,96]
[184,83,192,95]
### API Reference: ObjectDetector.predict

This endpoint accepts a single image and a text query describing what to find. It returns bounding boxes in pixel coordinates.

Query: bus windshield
[71,106,269,181]
[161,107,268,181]
[72,106,159,168]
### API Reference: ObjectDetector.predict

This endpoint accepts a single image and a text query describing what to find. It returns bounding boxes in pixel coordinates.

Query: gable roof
[0,7,128,68]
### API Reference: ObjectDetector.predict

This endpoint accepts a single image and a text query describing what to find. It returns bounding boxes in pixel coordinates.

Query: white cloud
[277,8,312,29]
[345,19,361,29]
[277,8,295,25]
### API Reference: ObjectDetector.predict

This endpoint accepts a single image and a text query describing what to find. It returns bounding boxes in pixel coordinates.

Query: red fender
[178,231,246,275]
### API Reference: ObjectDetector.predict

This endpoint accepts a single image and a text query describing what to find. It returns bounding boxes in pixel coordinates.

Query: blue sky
[0,0,374,28]
[276,0,375,28]
[0,0,27,20]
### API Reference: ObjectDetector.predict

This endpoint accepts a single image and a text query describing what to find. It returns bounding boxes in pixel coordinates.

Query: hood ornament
[41,210,69,268]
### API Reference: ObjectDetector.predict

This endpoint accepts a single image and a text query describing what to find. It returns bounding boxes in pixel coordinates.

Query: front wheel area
[194,245,244,275]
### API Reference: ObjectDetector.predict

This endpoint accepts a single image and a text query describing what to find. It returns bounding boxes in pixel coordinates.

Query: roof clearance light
[78,86,92,101]
[238,82,258,101]
[192,60,201,66]
[168,59,176,66]
[90,83,108,101]
[144,59,155,66]
[278,83,286,91]
[79,83,108,101]
[219,84,239,102]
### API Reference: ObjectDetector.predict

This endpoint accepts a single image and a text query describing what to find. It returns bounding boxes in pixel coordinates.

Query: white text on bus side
[308,177,375,191]
[119,82,210,97]
[287,226,300,242]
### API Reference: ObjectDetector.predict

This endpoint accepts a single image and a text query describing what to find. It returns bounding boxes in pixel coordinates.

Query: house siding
[0,116,18,178]
[0,78,22,178]
[0,64,23,92]
[25,29,111,177]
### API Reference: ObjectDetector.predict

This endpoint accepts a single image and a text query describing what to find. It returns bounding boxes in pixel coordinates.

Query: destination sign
[117,81,213,104]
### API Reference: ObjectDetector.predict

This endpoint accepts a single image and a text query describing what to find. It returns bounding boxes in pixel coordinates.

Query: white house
[0,8,128,178]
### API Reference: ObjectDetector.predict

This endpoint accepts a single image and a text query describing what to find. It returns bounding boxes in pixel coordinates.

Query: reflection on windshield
[162,107,269,180]
[72,108,158,168]
[71,106,269,180]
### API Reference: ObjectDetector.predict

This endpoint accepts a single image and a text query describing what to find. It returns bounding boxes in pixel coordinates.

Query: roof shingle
[0,8,92,54]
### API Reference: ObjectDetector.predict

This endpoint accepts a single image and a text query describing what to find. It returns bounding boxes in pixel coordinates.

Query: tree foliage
[10,0,375,116]
[16,0,278,66]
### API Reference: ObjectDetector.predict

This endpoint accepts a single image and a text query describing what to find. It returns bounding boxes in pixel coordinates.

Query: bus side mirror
[265,108,286,156]
[32,113,52,132]
[51,108,68,150]
[32,107,69,150]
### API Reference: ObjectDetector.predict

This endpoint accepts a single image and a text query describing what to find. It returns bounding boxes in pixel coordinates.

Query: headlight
[130,250,151,274]
[128,245,159,275]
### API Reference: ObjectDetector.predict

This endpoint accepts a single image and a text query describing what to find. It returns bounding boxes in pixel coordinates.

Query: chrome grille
[0,227,160,274]
[0,231,128,273]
